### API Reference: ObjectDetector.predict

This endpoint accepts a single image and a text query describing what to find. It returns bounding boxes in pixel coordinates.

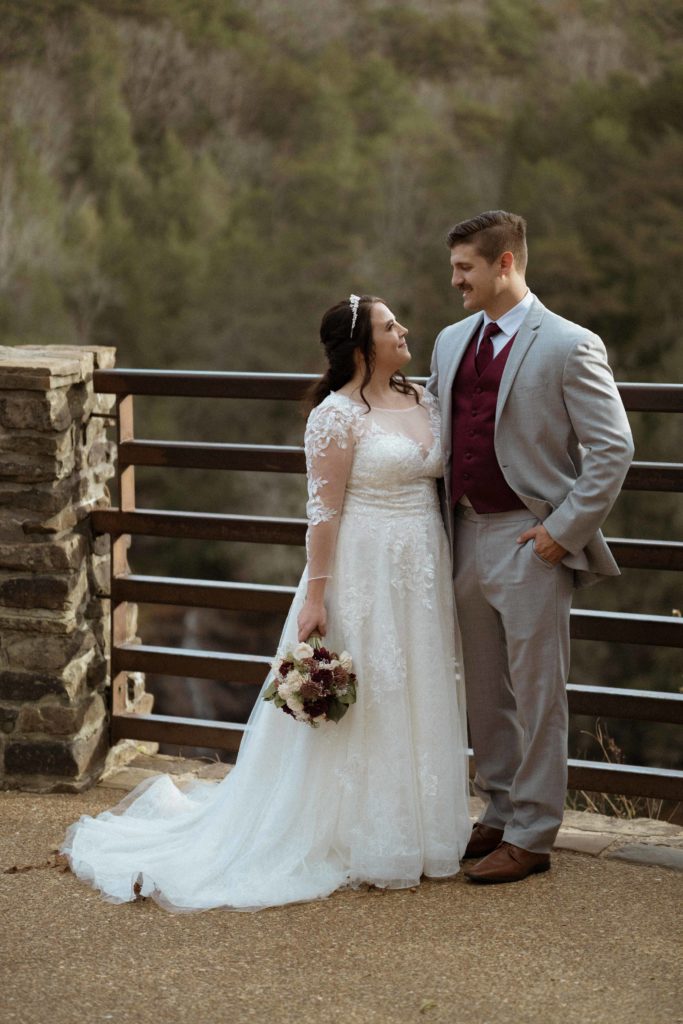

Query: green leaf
[338,682,357,705]
[262,679,278,701]
[325,700,347,723]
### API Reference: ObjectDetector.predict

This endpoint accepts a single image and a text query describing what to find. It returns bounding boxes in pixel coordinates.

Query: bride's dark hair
[308,295,419,411]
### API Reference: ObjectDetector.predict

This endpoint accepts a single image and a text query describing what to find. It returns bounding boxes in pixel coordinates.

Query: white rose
[293,642,314,660]
[278,680,293,700]
[339,651,353,672]
[286,694,304,713]
[285,669,305,692]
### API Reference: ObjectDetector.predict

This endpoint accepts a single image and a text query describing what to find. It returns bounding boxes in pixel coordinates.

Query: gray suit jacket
[426,296,634,588]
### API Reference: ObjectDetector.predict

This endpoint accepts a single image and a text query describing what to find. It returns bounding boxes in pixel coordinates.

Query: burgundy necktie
[475,321,502,376]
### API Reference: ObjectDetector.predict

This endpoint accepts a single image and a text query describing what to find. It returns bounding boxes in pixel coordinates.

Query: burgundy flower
[311,668,334,694]
[306,697,331,718]
[312,647,332,662]
[300,678,322,702]
[279,660,293,677]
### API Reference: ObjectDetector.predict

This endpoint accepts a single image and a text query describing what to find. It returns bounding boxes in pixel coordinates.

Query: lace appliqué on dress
[303,397,363,579]
[366,640,408,705]
[304,398,363,524]
[389,525,436,610]
[339,579,375,636]
[306,477,335,525]
[304,399,363,459]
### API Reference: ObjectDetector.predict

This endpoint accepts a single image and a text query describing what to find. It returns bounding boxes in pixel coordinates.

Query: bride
[61,294,471,912]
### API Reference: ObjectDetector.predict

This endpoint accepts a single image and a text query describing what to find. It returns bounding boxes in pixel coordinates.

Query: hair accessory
[349,294,361,337]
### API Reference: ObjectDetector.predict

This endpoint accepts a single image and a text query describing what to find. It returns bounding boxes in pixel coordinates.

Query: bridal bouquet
[263,635,357,726]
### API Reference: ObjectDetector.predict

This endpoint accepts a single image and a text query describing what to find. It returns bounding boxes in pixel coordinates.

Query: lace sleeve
[419,386,442,438]
[303,398,359,582]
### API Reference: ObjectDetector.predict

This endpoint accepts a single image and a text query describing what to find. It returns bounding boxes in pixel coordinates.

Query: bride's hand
[297,600,327,642]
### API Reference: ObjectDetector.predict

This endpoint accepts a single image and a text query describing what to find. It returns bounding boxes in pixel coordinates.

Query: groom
[427,210,634,883]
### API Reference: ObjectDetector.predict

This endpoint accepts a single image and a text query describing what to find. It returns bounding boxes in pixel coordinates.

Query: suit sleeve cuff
[542,506,585,555]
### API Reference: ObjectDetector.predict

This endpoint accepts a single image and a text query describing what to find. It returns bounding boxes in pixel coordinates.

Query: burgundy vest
[450,330,525,512]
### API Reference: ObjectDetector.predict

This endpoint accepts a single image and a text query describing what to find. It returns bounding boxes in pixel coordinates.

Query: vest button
[463,472,471,480]
[474,386,482,394]
[469,430,476,437]
[465,453,472,460]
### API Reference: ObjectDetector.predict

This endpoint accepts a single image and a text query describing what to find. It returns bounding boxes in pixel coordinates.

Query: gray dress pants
[453,504,574,853]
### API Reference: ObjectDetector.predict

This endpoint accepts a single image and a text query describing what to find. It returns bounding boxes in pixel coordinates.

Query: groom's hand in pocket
[517,523,568,565]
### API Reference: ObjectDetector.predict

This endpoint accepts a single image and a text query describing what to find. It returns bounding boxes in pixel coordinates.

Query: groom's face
[450,243,502,314]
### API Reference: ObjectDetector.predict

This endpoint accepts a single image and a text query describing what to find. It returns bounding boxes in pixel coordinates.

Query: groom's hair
[447,210,528,271]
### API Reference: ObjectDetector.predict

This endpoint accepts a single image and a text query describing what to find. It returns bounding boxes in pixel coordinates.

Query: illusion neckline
[332,391,426,413]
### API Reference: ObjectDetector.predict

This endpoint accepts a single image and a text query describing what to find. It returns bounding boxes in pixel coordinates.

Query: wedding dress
[62,388,471,912]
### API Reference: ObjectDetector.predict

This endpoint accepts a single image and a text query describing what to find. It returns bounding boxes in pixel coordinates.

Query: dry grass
[566,719,681,822]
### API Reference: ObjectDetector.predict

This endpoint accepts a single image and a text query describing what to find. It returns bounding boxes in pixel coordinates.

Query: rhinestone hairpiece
[349,294,361,336]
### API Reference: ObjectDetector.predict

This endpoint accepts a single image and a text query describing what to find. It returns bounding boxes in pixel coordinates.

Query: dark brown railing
[91,371,683,801]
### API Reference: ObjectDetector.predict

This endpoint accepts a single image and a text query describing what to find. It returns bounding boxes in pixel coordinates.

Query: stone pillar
[0,345,149,791]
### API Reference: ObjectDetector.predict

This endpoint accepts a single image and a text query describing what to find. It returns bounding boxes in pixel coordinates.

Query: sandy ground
[1,782,682,1024]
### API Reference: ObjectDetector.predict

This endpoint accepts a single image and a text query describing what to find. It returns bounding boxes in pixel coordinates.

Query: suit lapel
[495,298,545,426]
[442,315,483,399]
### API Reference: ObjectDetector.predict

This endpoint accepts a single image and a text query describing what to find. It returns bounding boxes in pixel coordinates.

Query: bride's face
[370,302,410,373]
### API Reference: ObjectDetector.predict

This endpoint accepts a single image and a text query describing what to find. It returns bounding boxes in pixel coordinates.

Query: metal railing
[90,371,683,801]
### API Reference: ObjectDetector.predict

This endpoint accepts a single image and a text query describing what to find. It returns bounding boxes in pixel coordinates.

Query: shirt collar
[483,289,534,339]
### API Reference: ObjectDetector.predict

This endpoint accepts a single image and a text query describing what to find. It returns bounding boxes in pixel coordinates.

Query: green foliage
[365,5,488,79]
[67,9,140,196]
[487,0,555,65]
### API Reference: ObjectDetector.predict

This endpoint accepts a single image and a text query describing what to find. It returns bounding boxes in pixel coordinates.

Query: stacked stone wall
[0,345,148,791]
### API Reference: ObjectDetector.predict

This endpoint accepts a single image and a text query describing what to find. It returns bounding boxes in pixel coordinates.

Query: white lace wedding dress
[62,389,471,912]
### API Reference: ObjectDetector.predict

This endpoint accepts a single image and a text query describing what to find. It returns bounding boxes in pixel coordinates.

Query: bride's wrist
[305,578,327,604]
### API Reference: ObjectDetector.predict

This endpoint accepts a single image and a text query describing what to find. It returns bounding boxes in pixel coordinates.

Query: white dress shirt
[476,290,535,357]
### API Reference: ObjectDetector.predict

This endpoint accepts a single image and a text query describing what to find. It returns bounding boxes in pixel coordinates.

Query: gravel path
[1,784,681,1024]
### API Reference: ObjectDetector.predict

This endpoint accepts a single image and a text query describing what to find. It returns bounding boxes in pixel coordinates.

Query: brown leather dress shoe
[463,823,505,859]
[464,842,550,884]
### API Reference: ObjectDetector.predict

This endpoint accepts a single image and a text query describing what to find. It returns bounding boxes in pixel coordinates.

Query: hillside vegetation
[2,0,682,376]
